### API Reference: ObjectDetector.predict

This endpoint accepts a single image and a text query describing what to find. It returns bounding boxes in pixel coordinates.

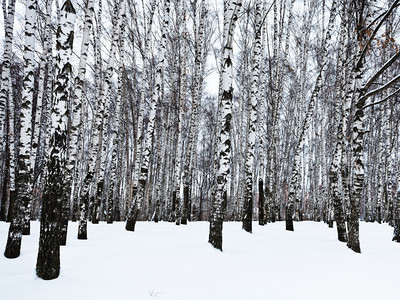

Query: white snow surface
[0,221,398,300]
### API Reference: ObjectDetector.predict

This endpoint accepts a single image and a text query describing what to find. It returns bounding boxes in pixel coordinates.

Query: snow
[0,221,399,300]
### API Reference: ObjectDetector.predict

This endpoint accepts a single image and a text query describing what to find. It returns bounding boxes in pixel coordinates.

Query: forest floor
[0,220,398,300]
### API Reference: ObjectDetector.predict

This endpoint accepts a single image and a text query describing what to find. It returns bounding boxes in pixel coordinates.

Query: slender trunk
[328,1,348,242]
[243,0,262,233]
[0,0,16,179]
[209,0,242,251]
[184,0,207,224]
[107,5,126,224]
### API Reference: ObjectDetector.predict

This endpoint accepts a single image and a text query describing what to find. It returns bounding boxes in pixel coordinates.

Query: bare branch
[363,50,400,92]
[359,74,400,104]
[361,86,400,111]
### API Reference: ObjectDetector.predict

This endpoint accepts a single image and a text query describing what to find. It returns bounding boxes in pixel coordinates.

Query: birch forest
[1,0,400,280]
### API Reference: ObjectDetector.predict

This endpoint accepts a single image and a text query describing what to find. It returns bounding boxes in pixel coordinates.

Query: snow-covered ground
[0,220,398,300]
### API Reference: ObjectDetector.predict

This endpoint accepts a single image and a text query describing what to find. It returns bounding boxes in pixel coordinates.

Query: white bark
[36,0,77,280]
[0,0,16,163]
[243,0,261,233]
[174,0,188,225]
[209,0,242,251]
[4,0,37,258]
[31,0,53,175]
[107,1,127,223]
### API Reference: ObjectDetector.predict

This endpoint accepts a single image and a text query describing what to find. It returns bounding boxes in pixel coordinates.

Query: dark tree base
[347,217,361,253]
[209,219,223,251]
[125,217,136,231]
[107,198,114,224]
[286,219,294,231]
[271,213,276,223]
[347,242,361,253]
[258,180,265,226]
[91,203,99,224]
[4,228,22,258]
[242,222,252,233]
[36,222,60,280]
[242,194,253,233]
[336,221,348,243]
[22,221,30,235]
[154,209,159,223]
[0,171,9,221]
[4,195,23,258]
[77,232,87,240]
[392,219,400,242]
[181,186,189,225]
[77,221,87,240]
[60,221,68,246]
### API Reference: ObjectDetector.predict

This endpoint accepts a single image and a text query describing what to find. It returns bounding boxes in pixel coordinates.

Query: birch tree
[0,0,16,177]
[328,0,348,243]
[242,0,261,233]
[107,0,127,224]
[4,0,37,258]
[183,0,208,224]
[0,0,16,223]
[208,0,242,251]
[347,0,400,252]
[36,0,76,280]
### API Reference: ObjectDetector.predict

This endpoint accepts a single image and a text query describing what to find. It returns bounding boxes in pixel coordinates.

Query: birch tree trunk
[393,146,400,241]
[242,0,261,233]
[183,0,207,225]
[208,0,242,251]
[0,0,16,223]
[107,2,126,224]
[173,0,189,226]
[0,0,16,179]
[4,0,37,257]
[258,5,267,225]
[328,1,348,243]
[347,0,400,252]
[36,0,76,280]
[19,0,37,235]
